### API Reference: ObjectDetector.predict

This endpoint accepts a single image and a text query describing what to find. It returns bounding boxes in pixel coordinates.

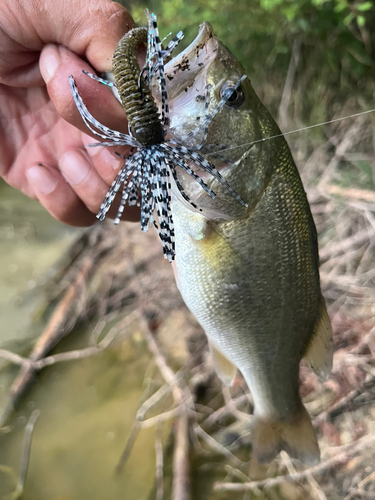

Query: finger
[40,44,129,136]
[81,134,128,186]
[78,137,141,223]
[38,0,134,73]
[1,0,134,87]
[26,163,97,226]
[59,149,140,223]
[59,149,112,214]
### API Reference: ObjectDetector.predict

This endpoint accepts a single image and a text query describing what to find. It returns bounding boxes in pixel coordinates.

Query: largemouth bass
[70,15,333,465]
[160,23,334,464]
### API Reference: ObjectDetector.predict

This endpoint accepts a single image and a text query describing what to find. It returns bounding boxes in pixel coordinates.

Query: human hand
[0,0,140,226]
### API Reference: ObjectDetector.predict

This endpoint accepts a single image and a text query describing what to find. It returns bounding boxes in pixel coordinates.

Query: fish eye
[219,82,245,108]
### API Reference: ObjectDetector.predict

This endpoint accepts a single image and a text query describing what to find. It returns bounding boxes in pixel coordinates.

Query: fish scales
[173,151,320,410]
[162,22,333,464]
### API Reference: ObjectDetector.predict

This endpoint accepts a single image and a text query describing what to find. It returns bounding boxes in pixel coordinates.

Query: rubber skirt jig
[69,13,246,261]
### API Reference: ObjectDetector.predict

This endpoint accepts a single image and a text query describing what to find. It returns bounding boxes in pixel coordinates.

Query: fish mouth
[165,21,215,70]
[163,22,218,99]
[160,23,252,221]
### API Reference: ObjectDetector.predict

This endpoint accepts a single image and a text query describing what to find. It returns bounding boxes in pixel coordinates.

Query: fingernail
[82,134,100,152]
[100,148,123,170]
[60,151,90,185]
[85,139,123,170]
[40,45,60,84]
[84,137,102,157]
[27,164,58,195]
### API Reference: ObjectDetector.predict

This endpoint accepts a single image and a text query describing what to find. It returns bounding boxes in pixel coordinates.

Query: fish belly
[172,177,322,463]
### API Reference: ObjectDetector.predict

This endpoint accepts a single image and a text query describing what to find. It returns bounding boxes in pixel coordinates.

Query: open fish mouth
[152,24,254,220]
[160,22,255,162]
[163,22,217,101]
[159,22,221,156]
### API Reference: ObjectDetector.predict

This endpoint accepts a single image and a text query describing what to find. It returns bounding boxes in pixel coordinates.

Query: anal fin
[304,297,333,381]
[209,340,237,386]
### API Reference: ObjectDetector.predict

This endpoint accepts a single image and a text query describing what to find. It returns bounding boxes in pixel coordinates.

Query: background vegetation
[127,0,375,121]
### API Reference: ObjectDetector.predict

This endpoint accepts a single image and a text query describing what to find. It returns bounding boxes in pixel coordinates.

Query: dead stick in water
[115,235,192,495]
[155,422,164,500]
[138,313,185,403]
[213,433,375,493]
[115,422,142,475]
[0,256,93,426]
[0,311,138,371]
[15,410,40,498]
[173,411,191,500]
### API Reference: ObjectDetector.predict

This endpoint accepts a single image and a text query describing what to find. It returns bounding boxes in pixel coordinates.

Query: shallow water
[0,181,76,346]
[0,181,160,499]
[0,336,158,500]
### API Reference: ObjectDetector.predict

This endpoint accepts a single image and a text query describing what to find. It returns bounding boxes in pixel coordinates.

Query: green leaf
[334,2,348,12]
[344,11,355,24]
[357,14,366,27]
[358,1,373,11]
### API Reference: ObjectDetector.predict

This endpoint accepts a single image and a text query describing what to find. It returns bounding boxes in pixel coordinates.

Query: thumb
[2,0,135,73]
[57,0,136,73]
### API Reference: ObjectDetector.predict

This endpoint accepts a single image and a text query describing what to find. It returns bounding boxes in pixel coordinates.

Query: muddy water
[0,181,159,500]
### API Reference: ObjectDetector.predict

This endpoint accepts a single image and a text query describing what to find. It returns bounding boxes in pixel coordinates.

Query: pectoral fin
[209,341,237,386]
[304,298,333,381]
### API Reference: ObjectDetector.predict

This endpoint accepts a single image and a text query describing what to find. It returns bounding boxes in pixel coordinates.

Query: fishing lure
[69,13,246,261]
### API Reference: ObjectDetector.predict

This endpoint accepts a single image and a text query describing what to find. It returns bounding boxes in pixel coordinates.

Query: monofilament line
[206,107,375,155]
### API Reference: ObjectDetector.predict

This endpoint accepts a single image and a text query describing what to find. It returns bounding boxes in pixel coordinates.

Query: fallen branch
[194,424,244,469]
[213,434,375,492]
[280,451,327,500]
[115,422,142,475]
[324,185,375,204]
[278,37,302,131]
[0,255,94,426]
[2,410,41,500]
[173,411,191,500]
[0,350,34,368]
[16,410,40,496]
[139,313,185,404]
[319,229,372,261]
[343,470,375,500]
[155,422,164,500]
[202,393,252,429]
[315,373,375,423]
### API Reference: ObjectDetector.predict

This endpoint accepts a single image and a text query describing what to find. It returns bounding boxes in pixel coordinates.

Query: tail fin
[251,406,320,465]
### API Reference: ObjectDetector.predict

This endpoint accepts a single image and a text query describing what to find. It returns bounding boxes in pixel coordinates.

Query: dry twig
[155,422,164,500]
[343,470,375,500]
[16,410,40,495]
[214,434,375,493]
[173,411,191,500]
[315,374,375,423]
[278,37,302,131]
[0,252,96,426]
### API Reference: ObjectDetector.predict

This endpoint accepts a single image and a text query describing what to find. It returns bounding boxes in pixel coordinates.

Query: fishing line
[209,108,375,155]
